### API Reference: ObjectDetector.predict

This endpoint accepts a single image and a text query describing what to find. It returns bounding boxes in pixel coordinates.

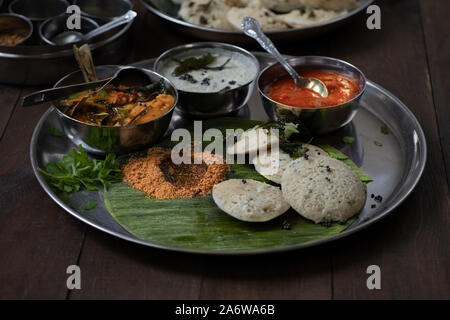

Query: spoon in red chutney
[242,17,329,98]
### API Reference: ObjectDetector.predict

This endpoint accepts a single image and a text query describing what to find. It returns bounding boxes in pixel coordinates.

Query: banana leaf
[104,118,365,252]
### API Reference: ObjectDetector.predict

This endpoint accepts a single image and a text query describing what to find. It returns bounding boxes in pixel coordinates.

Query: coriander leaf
[38,145,123,194]
[82,199,97,211]
[49,126,63,137]
[381,125,389,135]
[342,136,355,144]
[374,140,383,147]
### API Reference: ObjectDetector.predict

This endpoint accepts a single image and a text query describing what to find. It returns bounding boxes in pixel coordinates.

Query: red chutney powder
[267,70,360,108]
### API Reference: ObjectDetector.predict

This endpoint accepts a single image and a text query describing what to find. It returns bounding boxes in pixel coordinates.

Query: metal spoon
[22,67,152,107]
[242,17,328,98]
[51,10,137,46]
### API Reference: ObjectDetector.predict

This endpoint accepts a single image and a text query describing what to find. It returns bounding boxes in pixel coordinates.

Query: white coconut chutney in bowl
[154,42,259,118]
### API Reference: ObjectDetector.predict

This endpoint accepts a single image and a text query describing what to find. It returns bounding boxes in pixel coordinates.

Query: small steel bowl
[0,13,33,46]
[258,56,366,135]
[154,42,260,119]
[9,0,69,22]
[74,0,133,24]
[53,65,178,155]
[39,14,99,46]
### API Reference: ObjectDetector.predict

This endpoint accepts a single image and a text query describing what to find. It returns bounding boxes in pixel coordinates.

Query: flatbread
[261,0,357,12]
[227,0,290,31]
[178,0,233,30]
[276,8,348,28]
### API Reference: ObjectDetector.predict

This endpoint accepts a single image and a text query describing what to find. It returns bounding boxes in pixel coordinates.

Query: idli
[281,155,366,223]
[212,179,290,222]
[253,144,328,184]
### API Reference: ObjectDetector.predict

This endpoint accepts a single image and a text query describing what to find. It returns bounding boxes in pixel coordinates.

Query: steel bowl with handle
[258,56,367,135]
[53,65,178,155]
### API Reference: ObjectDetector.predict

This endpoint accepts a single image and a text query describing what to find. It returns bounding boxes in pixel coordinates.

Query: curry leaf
[172,53,231,76]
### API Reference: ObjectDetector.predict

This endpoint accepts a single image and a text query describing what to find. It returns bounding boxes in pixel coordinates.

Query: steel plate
[29,53,427,255]
[140,0,374,44]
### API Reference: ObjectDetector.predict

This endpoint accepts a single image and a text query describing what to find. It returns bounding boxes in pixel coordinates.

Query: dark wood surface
[0,0,448,300]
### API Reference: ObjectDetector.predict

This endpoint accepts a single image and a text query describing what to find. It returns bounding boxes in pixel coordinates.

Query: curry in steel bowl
[52,66,178,155]
[57,82,175,127]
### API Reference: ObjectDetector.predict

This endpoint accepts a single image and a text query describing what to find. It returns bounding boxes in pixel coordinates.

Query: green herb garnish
[172,52,231,76]
[343,136,355,144]
[49,126,63,137]
[82,199,97,211]
[381,125,389,135]
[319,145,373,184]
[279,142,309,159]
[68,94,79,99]
[374,140,383,147]
[98,89,108,98]
[37,145,123,194]
[114,107,131,119]
[319,144,348,160]
[284,124,300,134]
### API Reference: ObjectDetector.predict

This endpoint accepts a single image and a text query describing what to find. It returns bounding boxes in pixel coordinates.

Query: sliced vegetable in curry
[57,80,175,127]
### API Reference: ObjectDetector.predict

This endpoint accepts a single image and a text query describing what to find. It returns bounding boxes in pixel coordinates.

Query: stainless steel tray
[30,53,427,255]
[141,0,374,44]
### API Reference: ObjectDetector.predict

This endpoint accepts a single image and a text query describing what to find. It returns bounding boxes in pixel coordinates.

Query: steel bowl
[0,13,33,46]
[258,56,367,135]
[74,0,133,24]
[0,19,133,85]
[53,65,178,155]
[39,14,99,46]
[154,42,259,119]
[9,0,69,22]
[8,0,69,44]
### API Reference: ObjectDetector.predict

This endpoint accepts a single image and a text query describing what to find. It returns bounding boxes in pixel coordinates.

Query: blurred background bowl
[154,42,259,119]
[258,56,366,135]
[9,0,69,22]
[9,0,69,44]
[0,13,33,46]
[74,0,133,24]
[39,14,99,46]
[53,65,178,155]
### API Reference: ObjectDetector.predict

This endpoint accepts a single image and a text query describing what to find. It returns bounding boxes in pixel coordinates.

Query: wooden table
[0,0,448,300]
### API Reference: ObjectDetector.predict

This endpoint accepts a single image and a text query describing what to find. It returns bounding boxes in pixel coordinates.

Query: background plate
[141,0,374,44]
[30,53,426,255]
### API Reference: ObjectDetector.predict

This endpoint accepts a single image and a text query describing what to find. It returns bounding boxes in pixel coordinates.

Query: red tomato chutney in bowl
[267,70,360,108]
